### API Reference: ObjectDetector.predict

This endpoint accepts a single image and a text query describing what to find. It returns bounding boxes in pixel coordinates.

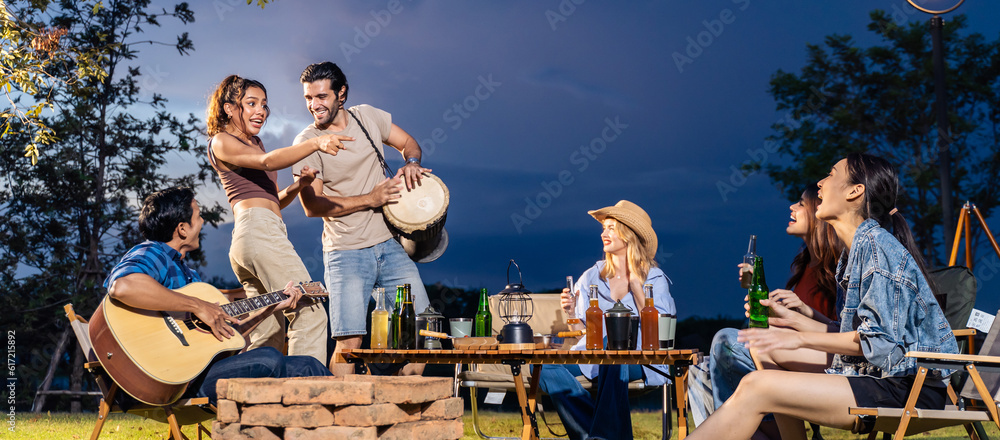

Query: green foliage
[0,0,223,412]
[765,11,1000,265]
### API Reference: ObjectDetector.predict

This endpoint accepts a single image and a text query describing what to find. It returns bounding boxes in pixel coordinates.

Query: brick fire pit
[212,375,464,440]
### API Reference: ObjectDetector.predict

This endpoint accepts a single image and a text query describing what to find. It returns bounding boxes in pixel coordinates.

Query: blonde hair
[599,218,657,283]
[206,75,269,137]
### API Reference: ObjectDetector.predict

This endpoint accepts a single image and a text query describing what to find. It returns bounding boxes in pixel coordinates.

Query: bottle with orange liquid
[640,284,659,350]
[585,284,603,349]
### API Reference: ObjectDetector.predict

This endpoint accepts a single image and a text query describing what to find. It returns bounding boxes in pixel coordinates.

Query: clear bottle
[370,287,390,349]
[474,288,492,337]
[740,235,757,289]
[391,285,403,348]
[399,284,417,349]
[748,256,770,328]
[585,284,604,350]
[565,276,581,325]
[640,284,659,350]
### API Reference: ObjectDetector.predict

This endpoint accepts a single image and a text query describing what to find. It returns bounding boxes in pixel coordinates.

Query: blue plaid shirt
[104,240,201,290]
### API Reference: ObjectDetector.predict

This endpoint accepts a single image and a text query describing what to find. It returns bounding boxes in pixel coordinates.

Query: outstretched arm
[211,133,351,172]
[108,273,240,342]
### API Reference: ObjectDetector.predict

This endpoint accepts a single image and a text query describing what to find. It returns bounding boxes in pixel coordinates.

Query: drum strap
[348,110,393,178]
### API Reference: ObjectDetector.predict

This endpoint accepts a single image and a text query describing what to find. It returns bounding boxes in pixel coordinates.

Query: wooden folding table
[338,348,700,440]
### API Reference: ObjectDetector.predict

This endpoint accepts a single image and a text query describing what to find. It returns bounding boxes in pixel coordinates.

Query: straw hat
[588,200,658,260]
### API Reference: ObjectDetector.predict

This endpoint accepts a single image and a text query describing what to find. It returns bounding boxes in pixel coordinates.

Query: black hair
[300,62,349,101]
[845,153,935,291]
[139,187,195,242]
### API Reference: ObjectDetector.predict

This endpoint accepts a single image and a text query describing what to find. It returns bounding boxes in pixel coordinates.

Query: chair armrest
[953,329,977,338]
[907,351,1000,371]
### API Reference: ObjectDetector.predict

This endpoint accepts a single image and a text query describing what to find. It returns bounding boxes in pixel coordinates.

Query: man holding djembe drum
[292,62,434,375]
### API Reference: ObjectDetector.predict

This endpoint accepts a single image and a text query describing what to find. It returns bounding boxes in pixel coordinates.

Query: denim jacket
[826,219,958,378]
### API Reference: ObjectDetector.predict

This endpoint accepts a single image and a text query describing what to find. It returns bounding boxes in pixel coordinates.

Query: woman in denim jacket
[687,154,958,440]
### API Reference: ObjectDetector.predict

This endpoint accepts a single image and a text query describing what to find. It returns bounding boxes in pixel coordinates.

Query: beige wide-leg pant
[229,208,328,364]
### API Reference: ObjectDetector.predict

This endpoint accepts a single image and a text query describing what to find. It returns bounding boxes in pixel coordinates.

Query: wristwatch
[405,157,421,166]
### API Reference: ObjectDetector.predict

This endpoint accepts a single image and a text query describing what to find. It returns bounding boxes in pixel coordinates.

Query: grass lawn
[7,410,998,439]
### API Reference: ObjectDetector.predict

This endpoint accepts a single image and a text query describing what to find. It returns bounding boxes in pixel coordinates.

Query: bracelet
[405,157,421,166]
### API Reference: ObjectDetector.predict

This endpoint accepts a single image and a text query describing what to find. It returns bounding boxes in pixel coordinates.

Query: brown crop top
[208,135,280,207]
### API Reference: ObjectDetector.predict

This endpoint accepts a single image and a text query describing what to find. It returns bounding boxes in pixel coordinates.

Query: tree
[0,0,225,412]
[764,11,1000,265]
[0,0,271,165]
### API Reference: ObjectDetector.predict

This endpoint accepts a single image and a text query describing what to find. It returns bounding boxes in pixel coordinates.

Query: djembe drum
[383,172,450,263]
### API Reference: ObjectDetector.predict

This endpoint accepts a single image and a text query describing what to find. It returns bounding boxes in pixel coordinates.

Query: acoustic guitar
[88,281,327,405]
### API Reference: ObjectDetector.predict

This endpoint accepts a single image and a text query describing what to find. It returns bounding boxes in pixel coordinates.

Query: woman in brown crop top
[205,75,350,367]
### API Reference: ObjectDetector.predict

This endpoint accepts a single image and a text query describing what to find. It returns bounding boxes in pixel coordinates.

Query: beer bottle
[747,256,770,329]
[399,284,417,349]
[640,284,659,350]
[740,235,757,289]
[585,284,603,349]
[391,285,403,348]
[370,288,390,349]
[474,288,492,337]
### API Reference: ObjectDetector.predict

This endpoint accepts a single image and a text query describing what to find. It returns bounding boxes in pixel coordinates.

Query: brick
[377,420,463,440]
[421,397,464,420]
[241,404,335,428]
[227,378,287,404]
[212,421,243,439]
[285,426,377,440]
[283,378,374,405]
[218,399,240,424]
[217,379,230,401]
[241,426,282,440]
[333,403,420,427]
[347,375,452,404]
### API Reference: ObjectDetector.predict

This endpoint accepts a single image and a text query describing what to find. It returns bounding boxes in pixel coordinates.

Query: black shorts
[848,375,948,434]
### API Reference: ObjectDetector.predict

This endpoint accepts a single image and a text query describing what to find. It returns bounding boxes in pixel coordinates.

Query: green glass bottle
[747,256,770,329]
[474,288,492,337]
[399,284,417,349]
[391,285,403,348]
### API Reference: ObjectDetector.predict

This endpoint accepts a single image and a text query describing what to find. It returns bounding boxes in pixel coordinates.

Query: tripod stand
[949,201,1000,268]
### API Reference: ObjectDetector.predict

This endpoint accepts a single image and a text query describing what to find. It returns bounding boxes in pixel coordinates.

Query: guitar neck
[221,289,292,317]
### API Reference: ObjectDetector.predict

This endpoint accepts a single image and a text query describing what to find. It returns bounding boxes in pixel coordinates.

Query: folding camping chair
[848,308,1000,440]
[65,303,215,440]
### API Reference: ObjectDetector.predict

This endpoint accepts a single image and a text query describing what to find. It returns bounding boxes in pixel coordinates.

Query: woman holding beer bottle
[537,200,676,440]
[686,154,958,440]
[688,183,844,439]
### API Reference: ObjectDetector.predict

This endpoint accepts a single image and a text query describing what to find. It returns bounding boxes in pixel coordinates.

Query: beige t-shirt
[292,104,395,251]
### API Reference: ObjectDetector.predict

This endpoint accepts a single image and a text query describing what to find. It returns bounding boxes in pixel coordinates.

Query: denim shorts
[324,238,428,337]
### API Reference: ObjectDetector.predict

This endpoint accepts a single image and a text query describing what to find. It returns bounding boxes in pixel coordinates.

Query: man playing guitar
[102,187,330,404]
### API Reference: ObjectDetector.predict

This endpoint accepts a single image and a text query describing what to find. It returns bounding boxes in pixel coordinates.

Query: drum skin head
[384,173,449,235]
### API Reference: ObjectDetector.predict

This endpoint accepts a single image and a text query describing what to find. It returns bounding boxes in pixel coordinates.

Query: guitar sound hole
[189,317,212,333]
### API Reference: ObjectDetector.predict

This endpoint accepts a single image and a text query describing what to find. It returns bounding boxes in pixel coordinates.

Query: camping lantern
[496,259,535,349]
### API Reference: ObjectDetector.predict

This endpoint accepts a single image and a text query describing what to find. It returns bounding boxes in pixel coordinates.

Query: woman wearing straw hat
[538,200,676,440]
